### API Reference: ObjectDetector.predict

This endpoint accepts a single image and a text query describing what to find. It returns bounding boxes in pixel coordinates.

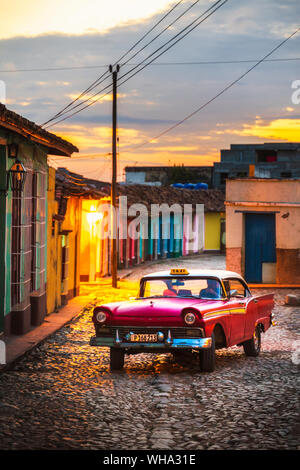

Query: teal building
[0,104,77,336]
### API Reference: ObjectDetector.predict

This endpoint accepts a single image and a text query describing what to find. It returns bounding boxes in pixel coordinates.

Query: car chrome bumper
[90,335,212,349]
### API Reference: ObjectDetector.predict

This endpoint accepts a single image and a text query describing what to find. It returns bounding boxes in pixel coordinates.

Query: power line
[80,0,226,96]
[48,153,112,160]
[138,57,300,65]
[43,82,113,128]
[117,0,186,64]
[43,86,112,129]
[118,0,229,89]
[1,57,299,73]
[120,0,202,68]
[41,70,110,126]
[44,0,228,128]
[56,0,227,123]
[42,0,185,127]
[118,0,227,84]
[125,26,300,152]
[42,0,200,127]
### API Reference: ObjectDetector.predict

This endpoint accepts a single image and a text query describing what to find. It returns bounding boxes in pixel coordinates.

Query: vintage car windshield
[140,277,225,300]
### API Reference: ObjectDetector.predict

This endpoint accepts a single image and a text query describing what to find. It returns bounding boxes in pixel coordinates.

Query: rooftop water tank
[195,182,208,190]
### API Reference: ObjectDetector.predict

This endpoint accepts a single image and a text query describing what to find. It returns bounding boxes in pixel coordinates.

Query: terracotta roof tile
[0,103,78,156]
[55,169,224,211]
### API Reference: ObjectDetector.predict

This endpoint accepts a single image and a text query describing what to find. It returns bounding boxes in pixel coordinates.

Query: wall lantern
[0,160,27,195]
[9,160,27,192]
[8,143,19,159]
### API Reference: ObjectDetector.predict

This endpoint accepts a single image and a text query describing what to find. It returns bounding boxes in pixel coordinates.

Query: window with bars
[11,189,22,306]
[31,172,37,292]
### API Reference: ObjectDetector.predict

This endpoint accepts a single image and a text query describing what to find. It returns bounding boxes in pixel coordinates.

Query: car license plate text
[130,333,158,342]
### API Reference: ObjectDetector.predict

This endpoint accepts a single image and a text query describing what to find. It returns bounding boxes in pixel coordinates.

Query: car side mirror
[228,289,238,299]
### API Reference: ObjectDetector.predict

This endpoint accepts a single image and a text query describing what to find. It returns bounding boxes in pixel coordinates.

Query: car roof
[141,269,246,282]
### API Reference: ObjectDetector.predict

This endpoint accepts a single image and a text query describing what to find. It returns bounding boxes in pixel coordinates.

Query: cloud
[215,117,300,142]
[0,0,299,180]
[0,0,175,39]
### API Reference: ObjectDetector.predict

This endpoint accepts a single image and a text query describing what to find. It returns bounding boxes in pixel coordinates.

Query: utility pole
[109,64,119,288]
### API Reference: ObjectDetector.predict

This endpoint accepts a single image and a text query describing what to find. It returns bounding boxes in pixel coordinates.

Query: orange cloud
[217,118,300,142]
[67,92,127,102]
[57,124,147,151]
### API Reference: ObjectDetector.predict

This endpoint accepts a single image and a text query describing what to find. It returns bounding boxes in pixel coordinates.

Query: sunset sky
[0,0,299,181]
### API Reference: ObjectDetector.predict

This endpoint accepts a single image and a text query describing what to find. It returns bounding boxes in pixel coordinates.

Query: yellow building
[80,198,111,281]
[204,212,225,251]
[47,168,61,314]
[46,168,82,314]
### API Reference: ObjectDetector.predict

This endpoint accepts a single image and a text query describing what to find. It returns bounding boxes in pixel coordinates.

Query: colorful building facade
[48,169,225,289]
[226,178,300,284]
[204,211,225,252]
[75,178,225,279]
[0,104,78,336]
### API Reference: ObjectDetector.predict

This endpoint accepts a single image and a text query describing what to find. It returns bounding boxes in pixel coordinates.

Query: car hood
[100,297,225,326]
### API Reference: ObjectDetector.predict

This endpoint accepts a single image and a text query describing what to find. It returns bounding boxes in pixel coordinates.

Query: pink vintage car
[90,269,275,372]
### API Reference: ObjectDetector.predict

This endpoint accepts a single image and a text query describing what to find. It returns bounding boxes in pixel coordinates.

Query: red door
[229,299,247,345]
[244,298,258,341]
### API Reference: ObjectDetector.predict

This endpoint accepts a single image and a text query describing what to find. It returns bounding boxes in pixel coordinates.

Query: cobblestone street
[0,255,299,450]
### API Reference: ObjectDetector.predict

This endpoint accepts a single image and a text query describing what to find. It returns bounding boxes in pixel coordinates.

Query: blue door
[245,213,276,283]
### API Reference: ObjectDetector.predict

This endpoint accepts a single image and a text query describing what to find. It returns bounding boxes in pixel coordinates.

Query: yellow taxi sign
[170,268,189,275]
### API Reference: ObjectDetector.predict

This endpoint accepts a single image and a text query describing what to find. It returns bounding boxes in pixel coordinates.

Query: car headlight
[95,310,107,324]
[184,312,196,325]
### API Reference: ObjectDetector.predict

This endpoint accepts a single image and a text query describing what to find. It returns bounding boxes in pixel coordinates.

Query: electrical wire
[42,1,198,127]
[116,0,186,64]
[42,0,185,126]
[120,0,202,68]
[1,57,299,73]
[44,0,227,128]
[124,26,300,152]
[118,0,227,84]
[44,0,228,129]
[41,70,111,126]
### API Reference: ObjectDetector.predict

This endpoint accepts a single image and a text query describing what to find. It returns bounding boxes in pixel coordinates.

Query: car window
[225,279,248,298]
[141,277,225,299]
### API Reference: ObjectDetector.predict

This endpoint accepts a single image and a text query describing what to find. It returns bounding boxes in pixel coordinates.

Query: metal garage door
[245,213,276,283]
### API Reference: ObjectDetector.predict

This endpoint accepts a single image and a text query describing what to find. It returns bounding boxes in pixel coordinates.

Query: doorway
[245,213,276,283]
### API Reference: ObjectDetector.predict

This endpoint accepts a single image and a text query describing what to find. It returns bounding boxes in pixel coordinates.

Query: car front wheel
[110,348,125,370]
[243,325,261,357]
[199,333,215,372]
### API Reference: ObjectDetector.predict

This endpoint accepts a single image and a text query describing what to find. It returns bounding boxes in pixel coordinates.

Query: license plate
[130,333,158,342]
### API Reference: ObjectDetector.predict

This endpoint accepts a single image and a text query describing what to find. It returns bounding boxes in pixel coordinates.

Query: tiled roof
[0,103,78,156]
[56,168,224,212]
[55,167,109,198]
[118,184,225,212]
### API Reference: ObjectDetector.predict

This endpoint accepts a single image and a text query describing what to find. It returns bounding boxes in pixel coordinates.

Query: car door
[224,278,248,345]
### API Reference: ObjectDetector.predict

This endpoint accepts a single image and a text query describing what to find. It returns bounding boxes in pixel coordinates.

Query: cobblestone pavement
[0,255,299,450]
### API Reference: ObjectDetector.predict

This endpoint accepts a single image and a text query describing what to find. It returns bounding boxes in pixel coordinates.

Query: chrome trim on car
[101,326,204,339]
[90,335,212,349]
[165,329,173,346]
[115,329,122,344]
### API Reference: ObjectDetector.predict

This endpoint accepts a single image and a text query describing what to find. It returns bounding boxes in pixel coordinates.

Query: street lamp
[9,160,27,192]
[0,160,27,195]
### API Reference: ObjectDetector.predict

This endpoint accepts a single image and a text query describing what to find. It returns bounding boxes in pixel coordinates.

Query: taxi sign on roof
[170,268,189,275]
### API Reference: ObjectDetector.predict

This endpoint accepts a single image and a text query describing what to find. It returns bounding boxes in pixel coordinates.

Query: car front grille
[96,326,203,339]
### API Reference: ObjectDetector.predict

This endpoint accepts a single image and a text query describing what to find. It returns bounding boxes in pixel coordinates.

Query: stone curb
[0,298,93,374]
